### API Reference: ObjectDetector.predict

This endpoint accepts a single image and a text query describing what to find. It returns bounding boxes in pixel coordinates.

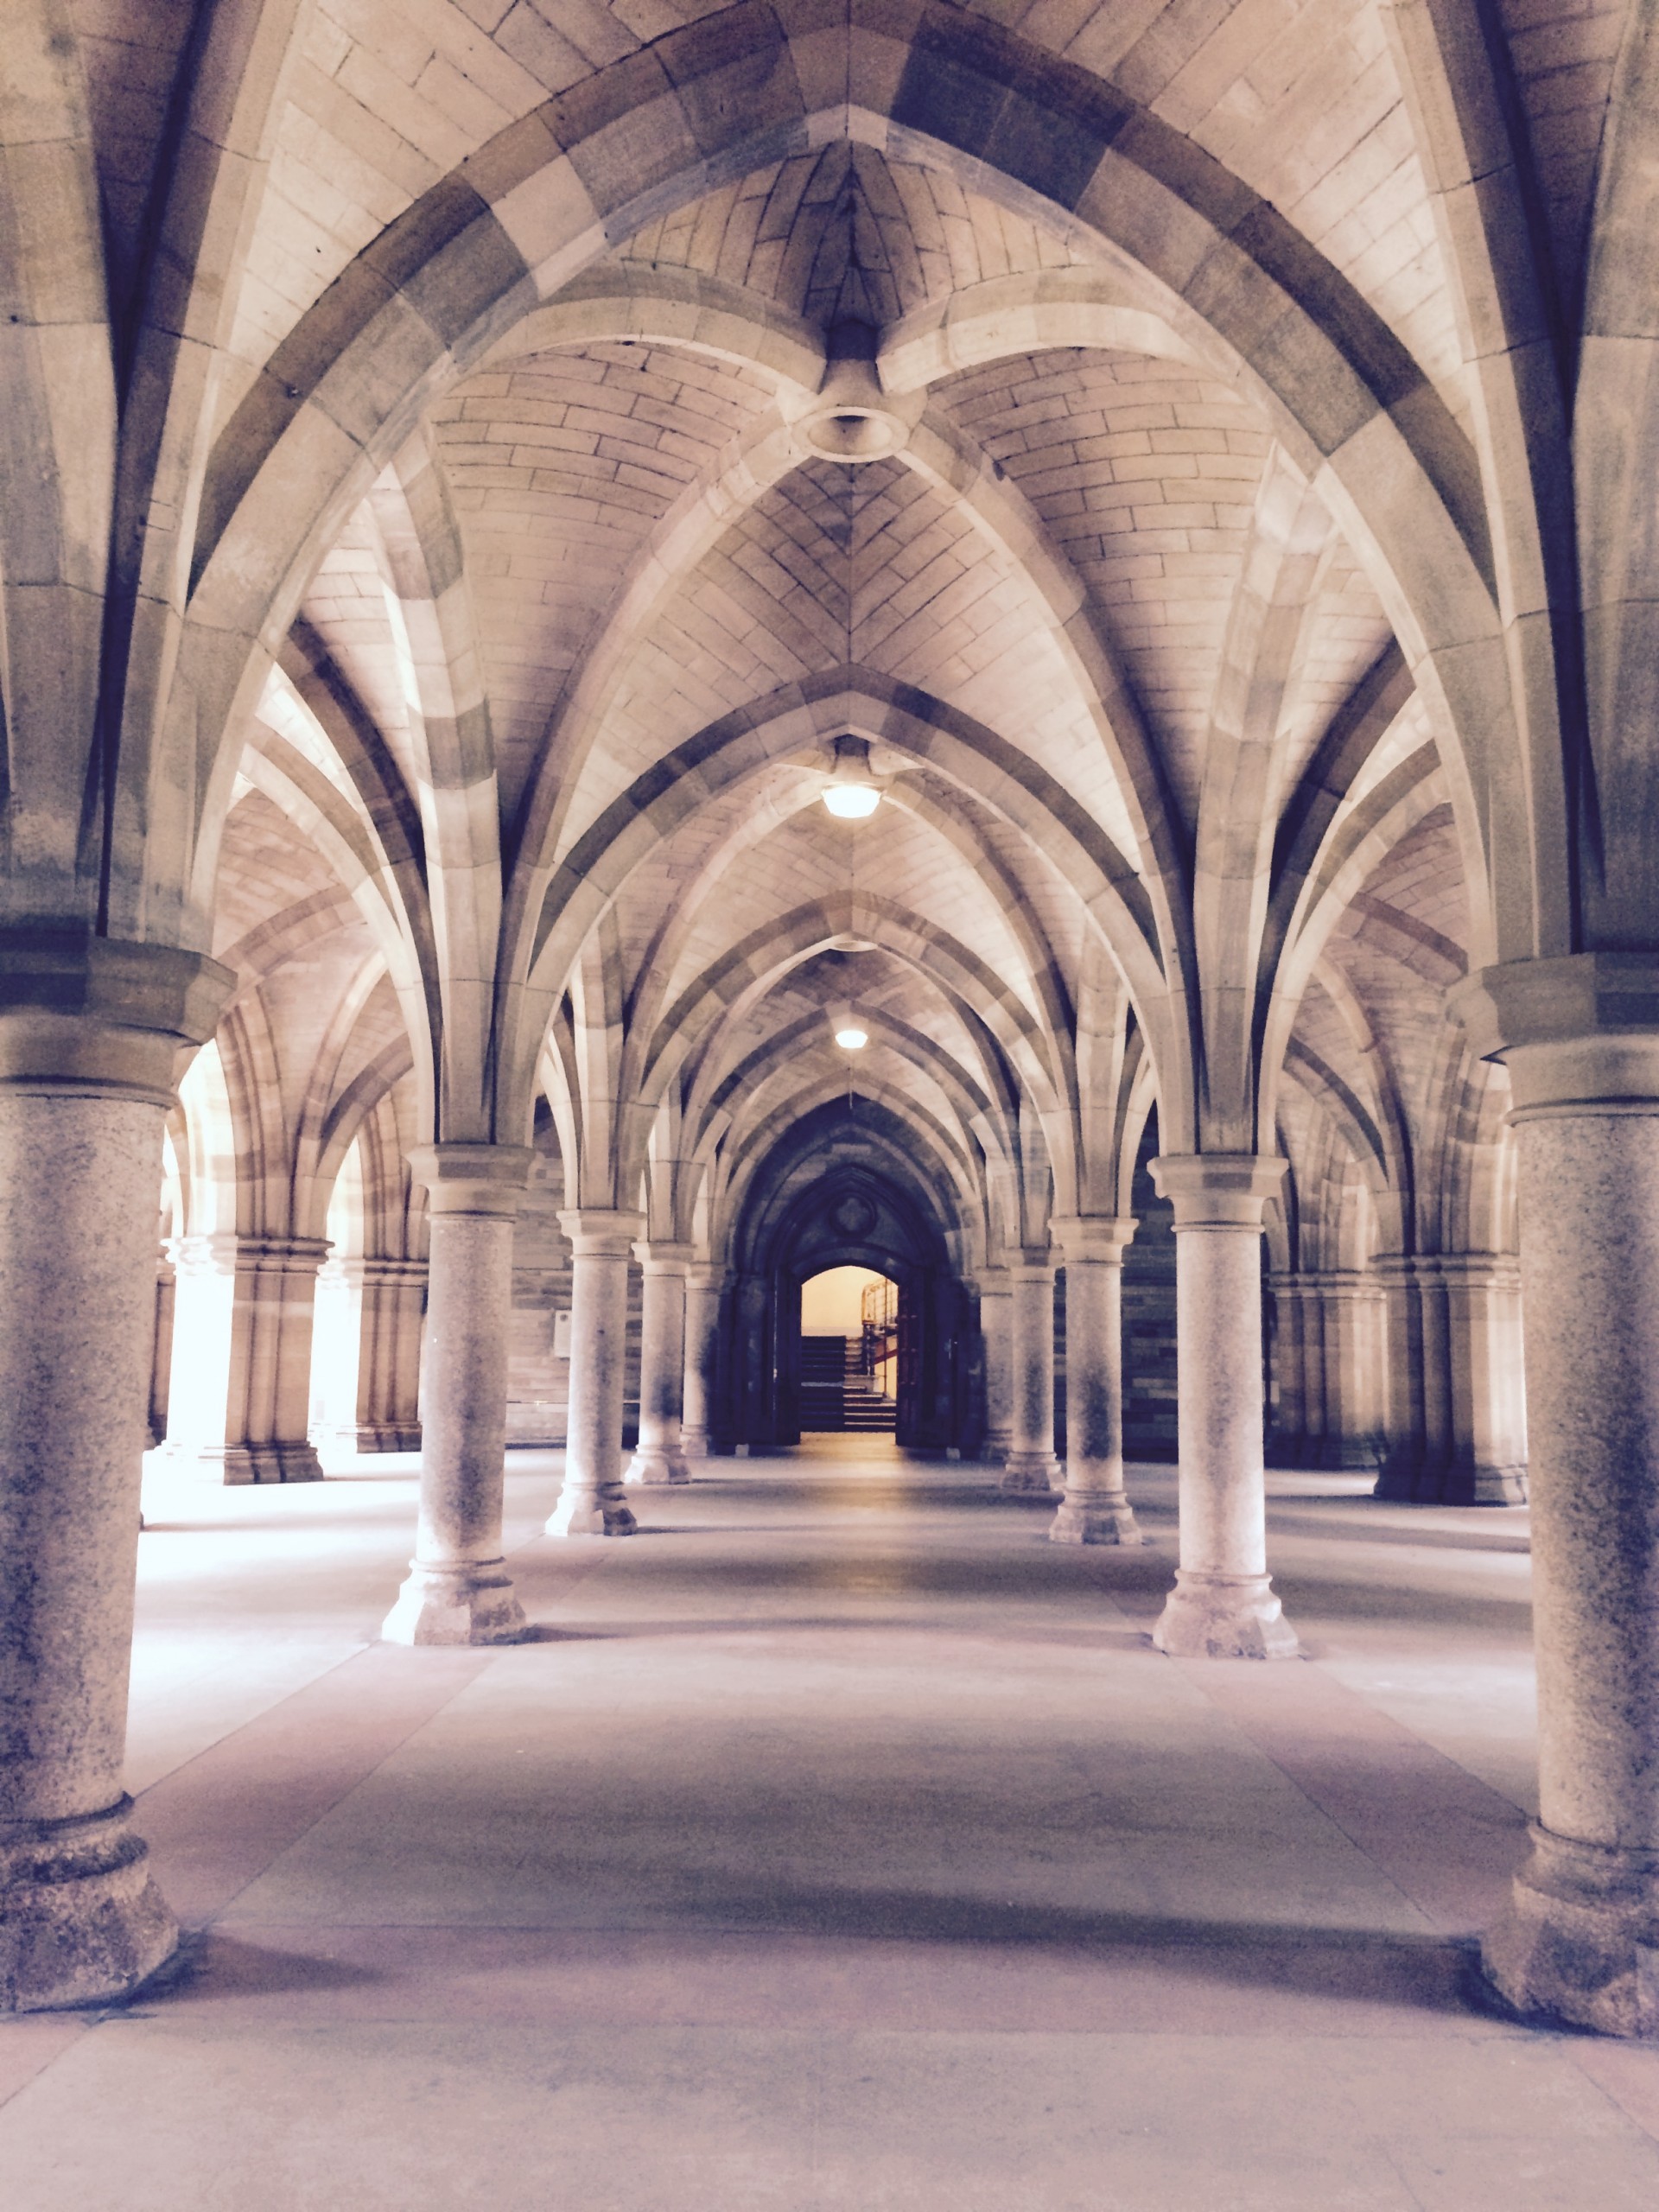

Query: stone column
[625,1240,692,1485]
[1419,1256,1454,1478]
[680,1262,722,1459]
[160,1228,238,1465]
[381,1146,530,1645]
[1151,1154,1298,1659]
[976,1266,1014,1464]
[1440,1254,1528,1503]
[1266,1269,1307,1465]
[1319,1272,1386,1471]
[1454,958,1659,2033]
[1373,1253,1425,1498]
[1376,1257,1457,1501]
[1001,1253,1061,1491]
[1049,1217,1141,1543]
[149,1249,175,1446]
[160,1231,328,1481]
[225,1234,330,1482]
[546,1209,643,1536]
[0,933,230,2012]
[1298,1277,1331,1464]
[351,1255,426,1451]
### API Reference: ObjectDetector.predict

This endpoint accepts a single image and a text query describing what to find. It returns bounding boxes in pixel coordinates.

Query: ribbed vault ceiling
[204,0,1541,1268]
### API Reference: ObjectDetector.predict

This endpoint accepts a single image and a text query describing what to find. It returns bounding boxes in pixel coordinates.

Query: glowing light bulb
[822,780,880,819]
[835,1026,868,1050]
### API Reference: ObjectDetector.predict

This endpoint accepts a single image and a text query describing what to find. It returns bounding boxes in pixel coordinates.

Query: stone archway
[719,1103,975,1455]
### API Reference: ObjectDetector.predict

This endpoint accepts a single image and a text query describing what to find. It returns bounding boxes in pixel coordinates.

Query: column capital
[560,1206,645,1257]
[1451,955,1659,1115]
[1371,1252,1460,1290]
[685,1261,724,1294]
[0,929,233,1105]
[165,1230,239,1277]
[409,1143,534,1217]
[236,1233,334,1273]
[341,1254,429,1289]
[1150,1153,1286,1229]
[973,1263,1013,1294]
[632,1239,696,1274]
[1051,1215,1137,1264]
[1434,1250,1522,1290]
[1009,1247,1057,1280]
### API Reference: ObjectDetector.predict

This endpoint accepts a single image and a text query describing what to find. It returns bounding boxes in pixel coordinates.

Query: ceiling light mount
[792,320,924,465]
[822,734,883,820]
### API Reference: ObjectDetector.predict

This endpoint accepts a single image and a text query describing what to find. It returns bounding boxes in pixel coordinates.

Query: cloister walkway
[3,1443,1656,2209]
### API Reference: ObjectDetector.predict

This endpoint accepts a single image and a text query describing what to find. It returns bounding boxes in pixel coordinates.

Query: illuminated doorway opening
[799,1265,898,1433]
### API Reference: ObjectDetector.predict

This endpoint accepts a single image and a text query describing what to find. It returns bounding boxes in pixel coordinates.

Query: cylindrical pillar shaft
[1049,1217,1141,1543]
[381,1146,530,1644]
[1001,1255,1060,1491]
[1,1094,177,2007]
[1151,1155,1297,1659]
[1450,963,1659,2035]
[625,1241,692,1485]
[0,940,231,2012]
[546,1210,642,1536]
[680,1264,721,1459]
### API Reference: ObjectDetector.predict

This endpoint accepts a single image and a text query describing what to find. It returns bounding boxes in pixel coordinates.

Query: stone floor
[3,1440,1658,2209]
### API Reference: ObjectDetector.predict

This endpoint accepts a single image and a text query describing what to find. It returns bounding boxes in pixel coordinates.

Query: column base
[355,1423,422,1453]
[622,1446,690,1486]
[1446,1459,1528,1506]
[544,1486,638,1538]
[379,1560,527,1646]
[1153,1570,1300,1660]
[1000,1451,1061,1492]
[1481,1826,1659,2038]
[980,1431,1011,1467]
[0,1800,177,2013]
[678,1426,710,1460]
[163,1440,325,1485]
[1049,1489,1143,1545]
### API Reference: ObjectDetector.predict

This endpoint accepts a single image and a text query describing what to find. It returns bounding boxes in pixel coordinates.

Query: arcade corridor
[2,1442,1655,2209]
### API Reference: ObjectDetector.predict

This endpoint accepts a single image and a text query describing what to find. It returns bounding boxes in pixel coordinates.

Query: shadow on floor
[138,1908,1488,2025]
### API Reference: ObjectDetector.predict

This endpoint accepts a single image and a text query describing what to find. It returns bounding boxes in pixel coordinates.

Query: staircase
[799,1336,897,1433]
[799,1336,849,1430]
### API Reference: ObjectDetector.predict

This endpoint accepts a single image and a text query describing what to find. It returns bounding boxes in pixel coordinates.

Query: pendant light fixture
[822,734,882,819]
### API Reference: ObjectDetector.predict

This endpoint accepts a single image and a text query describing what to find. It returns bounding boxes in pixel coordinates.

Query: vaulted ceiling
[79,0,1612,1262]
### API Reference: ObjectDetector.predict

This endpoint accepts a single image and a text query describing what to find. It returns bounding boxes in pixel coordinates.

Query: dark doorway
[715,1099,978,1454]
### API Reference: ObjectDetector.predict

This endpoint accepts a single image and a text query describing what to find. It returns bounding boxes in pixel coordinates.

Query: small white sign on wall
[553,1309,572,1360]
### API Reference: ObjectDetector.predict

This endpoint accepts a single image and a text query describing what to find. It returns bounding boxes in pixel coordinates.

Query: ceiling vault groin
[124,0,1539,1282]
